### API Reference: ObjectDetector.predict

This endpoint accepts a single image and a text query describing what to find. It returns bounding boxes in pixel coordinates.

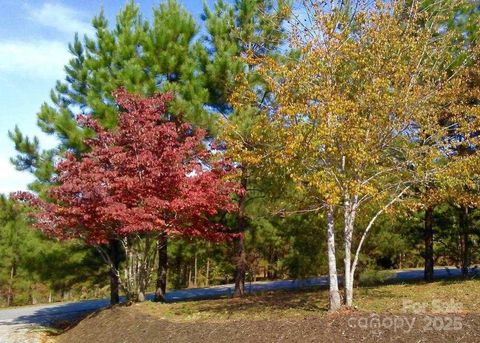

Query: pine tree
[10,0,291,301]
[399,0,479,282]
[10,1,212,191]
[10,0,213,304]
[201,0,291,296]
[0,196,104,306]
[0,195,30,306]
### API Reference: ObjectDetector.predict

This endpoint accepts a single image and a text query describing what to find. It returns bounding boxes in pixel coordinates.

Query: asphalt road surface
[0,267,476,342]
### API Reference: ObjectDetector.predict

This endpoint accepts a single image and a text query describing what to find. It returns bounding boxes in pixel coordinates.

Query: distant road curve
[0,266,477,342]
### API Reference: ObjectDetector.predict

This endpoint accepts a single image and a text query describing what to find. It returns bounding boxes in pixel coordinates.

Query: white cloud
[29,3,94,37]
[0,40,71,79]
[0,158,34,195]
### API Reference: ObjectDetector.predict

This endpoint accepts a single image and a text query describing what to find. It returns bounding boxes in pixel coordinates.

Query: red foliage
[14,90,241,244]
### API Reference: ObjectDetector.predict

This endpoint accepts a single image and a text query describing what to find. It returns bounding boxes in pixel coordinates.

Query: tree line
[2,0,480,311]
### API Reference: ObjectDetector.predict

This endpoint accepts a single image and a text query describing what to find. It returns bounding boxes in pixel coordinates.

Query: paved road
[0,267,476,342]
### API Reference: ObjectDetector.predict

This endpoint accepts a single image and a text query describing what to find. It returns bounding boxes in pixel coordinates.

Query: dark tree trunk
[459,206,470,277]
[182,257,189,288]
[233,234,246,297]
[233,176,248,297]
[206,258,210,287]
[188,265,193,287]
[424,206,434,282]
[194,252,198,287]
[7,261,16,307]
[28,284,34,305]
[173,245,184,289]
[109,239,121,305]
[154,233,168,302]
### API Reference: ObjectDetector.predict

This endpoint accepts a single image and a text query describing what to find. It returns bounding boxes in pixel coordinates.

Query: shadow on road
[0,299,110,326]
[1,267,477,327]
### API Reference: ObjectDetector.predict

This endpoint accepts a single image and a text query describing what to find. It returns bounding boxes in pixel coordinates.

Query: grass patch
[358,269,396,286]
[141,288,329,321]
[356,278,480,313]
[138,278,480,322]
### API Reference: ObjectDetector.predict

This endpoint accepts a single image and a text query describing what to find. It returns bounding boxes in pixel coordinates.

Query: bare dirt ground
[54,305,480,343]
[54,279,480,343]
[2,269,476,342]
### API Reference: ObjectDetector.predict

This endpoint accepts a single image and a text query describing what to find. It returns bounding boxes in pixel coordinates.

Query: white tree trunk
[343,195,357,307]
[349,187,410,301]
[194,252,198,287]
[206,258,210,287]
[97,235,156,302]
[326,205,341,311]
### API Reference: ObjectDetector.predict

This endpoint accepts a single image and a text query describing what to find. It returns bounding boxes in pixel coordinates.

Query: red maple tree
[15,89,240,301]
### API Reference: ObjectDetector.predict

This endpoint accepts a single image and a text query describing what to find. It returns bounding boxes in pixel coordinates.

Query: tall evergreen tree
[400,0,480,281]
[10,1,212,191]
[0,196,105,306]
[9,0,212,304]
[201,0,291,296]
[10,0,291,300]
[0,195,31,306]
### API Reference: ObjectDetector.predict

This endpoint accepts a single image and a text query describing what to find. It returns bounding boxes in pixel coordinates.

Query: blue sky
[0,0,214,195]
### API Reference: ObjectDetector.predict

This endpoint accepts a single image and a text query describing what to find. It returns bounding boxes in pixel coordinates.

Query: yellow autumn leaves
[222,1,479,210]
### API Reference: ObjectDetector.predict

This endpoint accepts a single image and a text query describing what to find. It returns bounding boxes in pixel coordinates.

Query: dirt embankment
[54,305,480,343]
